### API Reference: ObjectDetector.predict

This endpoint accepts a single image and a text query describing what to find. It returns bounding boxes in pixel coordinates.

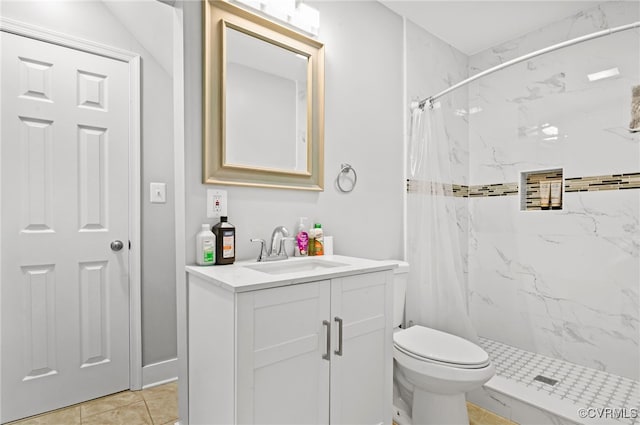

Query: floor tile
[468,402,488,425]
[141,382,178,425]
[7,406,81,425]
[143,392,178,424]
[141,382,178,402]
[468,402,517,425]
[80,391,143,419]
[147,400,178,424]
[81,401,152,425]
[481,410,518,425]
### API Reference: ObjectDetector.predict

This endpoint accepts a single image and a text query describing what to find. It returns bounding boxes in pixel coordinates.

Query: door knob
[110,240,124,251]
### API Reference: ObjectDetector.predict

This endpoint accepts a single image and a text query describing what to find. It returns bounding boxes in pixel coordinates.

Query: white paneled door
[1,32,131,423]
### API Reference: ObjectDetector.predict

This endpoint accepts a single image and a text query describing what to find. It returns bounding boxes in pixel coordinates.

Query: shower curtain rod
[414,21,640,110]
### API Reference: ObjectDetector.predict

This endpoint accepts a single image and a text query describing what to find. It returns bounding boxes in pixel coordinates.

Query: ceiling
[101,0,620,72]
[379,1,609,55]
[103,0,174,76]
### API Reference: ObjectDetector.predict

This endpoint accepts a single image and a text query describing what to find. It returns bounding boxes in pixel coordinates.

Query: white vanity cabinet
[327,272,393,424]
[185,256,394,425]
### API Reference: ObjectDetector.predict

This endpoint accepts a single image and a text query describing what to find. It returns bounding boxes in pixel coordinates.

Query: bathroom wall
[405,19,469,185]
[179,3,404,421]
[0,0,178,367]
[183,0,405,264]
[404,18,470,294]
[466,2,640,380]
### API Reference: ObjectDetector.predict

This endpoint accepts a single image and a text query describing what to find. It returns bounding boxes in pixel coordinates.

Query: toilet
[391,263,495,425]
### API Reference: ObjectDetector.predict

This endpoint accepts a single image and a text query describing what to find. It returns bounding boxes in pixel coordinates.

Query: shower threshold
[472,338,639,425]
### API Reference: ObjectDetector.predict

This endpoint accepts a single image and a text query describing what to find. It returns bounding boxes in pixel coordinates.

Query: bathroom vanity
[185,255,396,424]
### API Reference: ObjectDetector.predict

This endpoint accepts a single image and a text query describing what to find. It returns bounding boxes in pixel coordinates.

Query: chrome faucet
[269,226,289,257]
[250,226,292,262]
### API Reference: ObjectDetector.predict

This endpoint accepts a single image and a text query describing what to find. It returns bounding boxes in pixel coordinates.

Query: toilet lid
[393,326,489,367]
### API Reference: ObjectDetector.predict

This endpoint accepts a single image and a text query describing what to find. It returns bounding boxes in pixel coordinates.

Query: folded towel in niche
[631,85,640,132]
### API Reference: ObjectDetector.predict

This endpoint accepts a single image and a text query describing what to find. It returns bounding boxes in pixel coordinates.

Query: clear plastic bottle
[196,224,215,266]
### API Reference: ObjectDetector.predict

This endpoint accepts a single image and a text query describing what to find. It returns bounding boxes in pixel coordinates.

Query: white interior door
[1,31,131,423]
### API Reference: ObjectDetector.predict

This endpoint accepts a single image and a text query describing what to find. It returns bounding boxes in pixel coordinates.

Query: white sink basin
[245,258,348,275]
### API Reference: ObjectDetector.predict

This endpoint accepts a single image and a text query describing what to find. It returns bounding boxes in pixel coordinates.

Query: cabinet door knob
[322,320,331,361]
[334,317,343,356]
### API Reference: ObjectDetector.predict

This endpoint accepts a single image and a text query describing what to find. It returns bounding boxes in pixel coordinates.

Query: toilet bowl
[393,326,495,424]
[390,262,495,425]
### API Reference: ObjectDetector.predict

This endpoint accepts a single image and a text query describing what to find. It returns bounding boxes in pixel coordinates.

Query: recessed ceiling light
[587,67,620,82]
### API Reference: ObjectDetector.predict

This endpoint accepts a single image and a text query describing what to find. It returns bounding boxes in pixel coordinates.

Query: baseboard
[142,357,178,389]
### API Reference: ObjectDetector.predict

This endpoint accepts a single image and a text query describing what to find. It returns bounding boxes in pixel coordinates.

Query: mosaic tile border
[407,172,640,197]
[452,183,468,197]
[565,173,640,192]
[468,183,519,198]
[406,180,520,197]
[406,179,468,196]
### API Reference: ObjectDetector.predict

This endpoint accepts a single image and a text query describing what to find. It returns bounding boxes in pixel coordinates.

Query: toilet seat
[393,326,490,369]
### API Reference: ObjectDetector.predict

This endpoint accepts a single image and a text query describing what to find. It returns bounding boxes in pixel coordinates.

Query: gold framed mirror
[203,0,325,190]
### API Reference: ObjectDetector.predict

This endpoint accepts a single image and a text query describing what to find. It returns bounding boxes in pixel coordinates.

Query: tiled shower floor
[480,338,640,425]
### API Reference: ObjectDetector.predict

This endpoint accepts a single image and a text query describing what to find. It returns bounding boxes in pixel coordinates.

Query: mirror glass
[203,0,324,191]
[225,27,309,172]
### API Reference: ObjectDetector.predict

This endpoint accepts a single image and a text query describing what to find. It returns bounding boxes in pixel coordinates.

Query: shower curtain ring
[337,163,357,193]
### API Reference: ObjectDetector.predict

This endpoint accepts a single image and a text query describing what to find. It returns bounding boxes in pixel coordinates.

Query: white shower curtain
[406,103,478,342]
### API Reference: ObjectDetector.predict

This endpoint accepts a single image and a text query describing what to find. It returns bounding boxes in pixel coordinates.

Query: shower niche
[520,168,564,211]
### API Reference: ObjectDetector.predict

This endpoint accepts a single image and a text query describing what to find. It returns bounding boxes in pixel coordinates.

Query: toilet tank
[390,261,410,328]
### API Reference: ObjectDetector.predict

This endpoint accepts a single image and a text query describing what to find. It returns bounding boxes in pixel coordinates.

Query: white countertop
[185,255,399,293]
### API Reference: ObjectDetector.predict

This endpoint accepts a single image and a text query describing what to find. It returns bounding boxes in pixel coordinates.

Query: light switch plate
[207,189,227,218]
[150,182,167,203]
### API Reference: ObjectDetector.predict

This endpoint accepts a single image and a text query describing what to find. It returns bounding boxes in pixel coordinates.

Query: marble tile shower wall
[405,20,470,281]
[466,3,640,380]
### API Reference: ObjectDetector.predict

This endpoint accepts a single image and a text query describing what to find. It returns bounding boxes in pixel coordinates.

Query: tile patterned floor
[7,382,177,425]
[467,402,518,425]
[393,402,516,425]
[15,379,511,425]
[480,337,640,425]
